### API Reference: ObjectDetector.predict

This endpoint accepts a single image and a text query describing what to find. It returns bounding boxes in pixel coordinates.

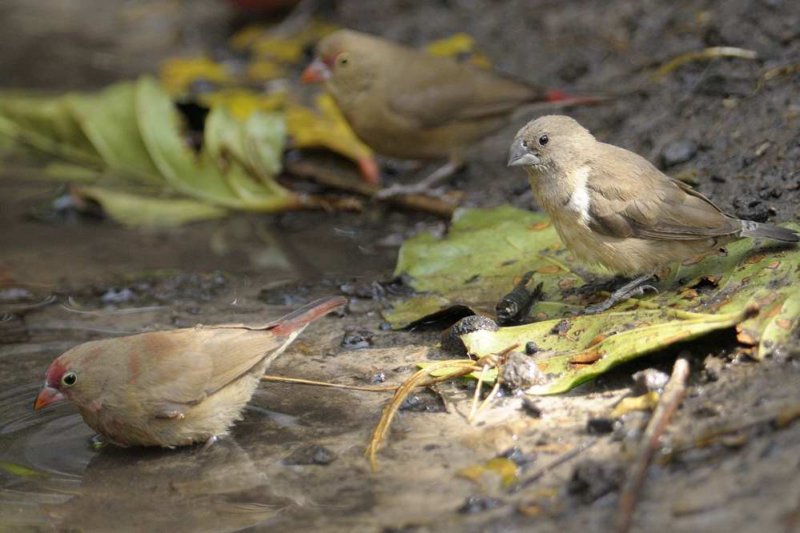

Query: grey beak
[507,138,540,167]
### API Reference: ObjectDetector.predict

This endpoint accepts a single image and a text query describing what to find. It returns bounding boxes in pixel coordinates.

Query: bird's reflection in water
[40,439,304,531]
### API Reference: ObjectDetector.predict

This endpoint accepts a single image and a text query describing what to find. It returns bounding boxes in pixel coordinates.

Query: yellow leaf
[199,89,286,121]
[159,56,232,96]
[611,391,660,418]
[286,93,374,163]
[425,33,492,69]
[458,457,519,489]
[246,60,285,83]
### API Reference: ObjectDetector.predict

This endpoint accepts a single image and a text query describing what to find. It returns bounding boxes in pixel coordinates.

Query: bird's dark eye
[61,372,77,387]
[337,54,349,66]
[538,135,549,146]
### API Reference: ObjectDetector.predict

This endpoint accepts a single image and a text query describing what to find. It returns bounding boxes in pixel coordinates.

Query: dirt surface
[1,1,799,532]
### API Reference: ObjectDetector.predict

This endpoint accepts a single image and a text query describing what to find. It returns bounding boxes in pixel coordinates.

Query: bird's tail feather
[271,296,347,336]
[740,220,799,243]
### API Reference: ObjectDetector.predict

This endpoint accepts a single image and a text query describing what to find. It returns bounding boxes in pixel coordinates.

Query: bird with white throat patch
[508,115,799,313]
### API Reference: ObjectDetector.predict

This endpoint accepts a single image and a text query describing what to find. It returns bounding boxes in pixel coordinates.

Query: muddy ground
[1,0,799,532]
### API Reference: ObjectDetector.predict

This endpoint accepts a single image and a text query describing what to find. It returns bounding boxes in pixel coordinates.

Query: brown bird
[508,115,799,313]
[302,29,597,197]
[33,296,346,447]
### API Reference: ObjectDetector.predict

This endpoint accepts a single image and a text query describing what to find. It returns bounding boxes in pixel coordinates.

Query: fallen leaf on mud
[159,56,233,96]
[611,392,660,418]
[76,186,228,227]
[286,94,379,184]
[387,206,800,361]
[458,457,519,489]
[461,307,753,394]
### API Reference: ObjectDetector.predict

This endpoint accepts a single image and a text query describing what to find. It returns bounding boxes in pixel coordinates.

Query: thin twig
[261,374,398,392]
[615,357,690,533]
[468,364,489,423]
[515,438,599,491]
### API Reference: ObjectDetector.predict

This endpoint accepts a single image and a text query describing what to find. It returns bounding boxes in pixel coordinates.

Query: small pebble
[520,397,542,418]
[341,329,373,349]
[500,352,546,391]
[586,417,616,435]
[661,139,698,168]
[457,496,504,514]
[441,314,498,355]
[631,368,670,394]
[567,460,624,504]
[524,341,540,355]
[283,444,336,466]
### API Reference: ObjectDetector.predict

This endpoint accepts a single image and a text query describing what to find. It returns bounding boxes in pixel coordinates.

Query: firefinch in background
[302,29,597,197]
[508,115,798,312]
[34,296,346,448]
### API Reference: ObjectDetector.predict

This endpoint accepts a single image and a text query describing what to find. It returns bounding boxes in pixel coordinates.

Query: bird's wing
[386,58,540,129]
[131,325,286,409]
[585,146,740,241]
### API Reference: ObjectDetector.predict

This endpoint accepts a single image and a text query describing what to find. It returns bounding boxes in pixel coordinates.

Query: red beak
[34,386,65,410]
[301,59,330,84]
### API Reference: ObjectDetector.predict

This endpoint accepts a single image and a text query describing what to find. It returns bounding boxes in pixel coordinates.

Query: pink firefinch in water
[34,296,346,447]
[302,29,597,194]
[508,115,798,312]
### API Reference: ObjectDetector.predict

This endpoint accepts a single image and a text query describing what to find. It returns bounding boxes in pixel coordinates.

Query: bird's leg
[201,435,219,451]
[583,273,658,314]
[374,156,464,200]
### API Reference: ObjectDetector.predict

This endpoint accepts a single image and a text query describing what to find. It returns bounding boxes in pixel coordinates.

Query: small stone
[524,341,540,355]
[283,444,336,465]
[586,417,616,435]
[520,397,542,418]
[703,355,724,382]
[631,368,670,394]
[101,287,136,304]
[341,329,373,349]
[457,496,504,514]
[567,460,624,504]
[500,352,546,391]
[661,139,698,168]
[441,314,498,355]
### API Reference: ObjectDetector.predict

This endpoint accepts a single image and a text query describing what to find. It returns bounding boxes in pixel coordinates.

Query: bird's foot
[582,274,658,315]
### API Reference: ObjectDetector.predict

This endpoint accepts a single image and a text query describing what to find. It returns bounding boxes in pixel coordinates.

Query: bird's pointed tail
[740,220,799,243]
[271,296,347,336]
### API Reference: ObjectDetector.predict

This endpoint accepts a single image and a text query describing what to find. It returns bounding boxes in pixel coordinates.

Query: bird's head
[34,344,100,410]
[508,115,595,173]
[301,30,379,97]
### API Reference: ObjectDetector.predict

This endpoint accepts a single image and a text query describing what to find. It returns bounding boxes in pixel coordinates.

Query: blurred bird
[302,29,599,197]
[34,296,346,447]
[508,115,799,313]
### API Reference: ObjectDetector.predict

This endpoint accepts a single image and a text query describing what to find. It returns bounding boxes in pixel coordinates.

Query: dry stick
[367,360,480,471]
[515,438,599,491]
[261,374,398,392]
[614,357,690,533]
[286,160,457,218]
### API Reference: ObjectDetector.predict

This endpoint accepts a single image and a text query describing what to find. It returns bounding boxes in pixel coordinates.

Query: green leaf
[0,93,102,165]
[385,206,591,328]
[461,308,749,394]
[77,186,228,227]
[134,76,242,207]
[388,205,800,363]
[69,83,163,185]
